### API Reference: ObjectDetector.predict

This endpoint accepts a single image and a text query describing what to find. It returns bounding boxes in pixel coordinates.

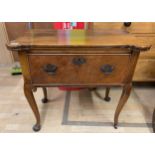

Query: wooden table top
[7,29,151,52]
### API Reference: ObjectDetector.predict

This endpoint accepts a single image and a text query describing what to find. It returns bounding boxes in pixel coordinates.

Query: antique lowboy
[7,29,150,131]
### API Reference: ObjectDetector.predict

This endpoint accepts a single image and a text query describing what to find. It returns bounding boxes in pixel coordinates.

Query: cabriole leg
[24,83,41,131]
[104,87,111,102]
[42,87,48,103]
[114,83,132,129]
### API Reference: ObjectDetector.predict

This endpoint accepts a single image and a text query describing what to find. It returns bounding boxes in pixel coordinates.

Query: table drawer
[127,22,155,34]
[28,54,131,85]
[92,22,155,33]
[134,59,155,81]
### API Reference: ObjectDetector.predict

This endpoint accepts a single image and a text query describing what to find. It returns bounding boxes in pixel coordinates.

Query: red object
[53,22,85,30]
[73,22,84,29]
[53,22,63,29]
[59,87,84,91]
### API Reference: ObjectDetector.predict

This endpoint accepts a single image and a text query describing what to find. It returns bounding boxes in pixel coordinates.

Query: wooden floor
[0,66,155,132]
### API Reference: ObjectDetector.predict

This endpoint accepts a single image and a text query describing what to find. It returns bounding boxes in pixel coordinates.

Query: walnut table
[7,29,150,131]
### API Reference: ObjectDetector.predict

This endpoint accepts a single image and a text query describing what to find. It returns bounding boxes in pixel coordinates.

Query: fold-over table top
[7,29,151,52]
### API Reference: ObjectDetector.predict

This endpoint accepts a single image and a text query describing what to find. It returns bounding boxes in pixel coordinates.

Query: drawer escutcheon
[72,57,86,66]
[100,64,114,75]
[43,64,57,75]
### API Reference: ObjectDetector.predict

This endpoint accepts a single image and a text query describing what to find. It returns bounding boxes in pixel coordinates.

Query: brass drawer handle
[100,64,114,75]
[43,64,57,75]
[124,22,131,27]
[73,57,86,65]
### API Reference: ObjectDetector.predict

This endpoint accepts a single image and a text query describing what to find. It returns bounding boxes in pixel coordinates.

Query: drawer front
[140,47,155,59]
[28,55,131,85]
[93,22,155,34]
[93,22,123,30]
[126,22,155,34]
[135,36,155,59]
[134,59,155,82]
